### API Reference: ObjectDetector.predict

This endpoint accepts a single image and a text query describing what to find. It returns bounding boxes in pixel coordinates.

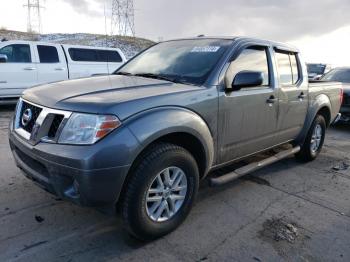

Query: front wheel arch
[116,131,207,211]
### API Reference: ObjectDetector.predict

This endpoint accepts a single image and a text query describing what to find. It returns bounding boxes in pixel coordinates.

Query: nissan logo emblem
[21,108,33,127]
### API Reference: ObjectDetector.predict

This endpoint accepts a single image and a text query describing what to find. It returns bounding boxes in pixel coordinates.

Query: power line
[24,0,44,34]
[111,0,135,37]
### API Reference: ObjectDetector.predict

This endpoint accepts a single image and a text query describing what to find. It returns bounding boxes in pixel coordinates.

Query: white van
[0,40,127,103]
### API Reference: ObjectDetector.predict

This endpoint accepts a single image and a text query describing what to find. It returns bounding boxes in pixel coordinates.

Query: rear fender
[295,94,331,145]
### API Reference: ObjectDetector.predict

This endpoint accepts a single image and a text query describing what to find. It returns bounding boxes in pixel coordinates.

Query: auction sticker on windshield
[191,46,221,53]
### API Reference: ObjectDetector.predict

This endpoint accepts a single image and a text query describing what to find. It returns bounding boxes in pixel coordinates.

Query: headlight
[58,113,121,145]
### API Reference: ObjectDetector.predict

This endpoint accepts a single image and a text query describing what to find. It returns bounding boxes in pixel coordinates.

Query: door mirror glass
[230,70,264,91]
[0,54,8,63]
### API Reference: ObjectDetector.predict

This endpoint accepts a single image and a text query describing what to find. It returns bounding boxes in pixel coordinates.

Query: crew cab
[9,37,342,240]
[0,40,127,104]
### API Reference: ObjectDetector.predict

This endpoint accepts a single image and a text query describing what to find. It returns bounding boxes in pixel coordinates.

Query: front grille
[19,101,42,133]
[15,99,71,143]
[48,114,64,138]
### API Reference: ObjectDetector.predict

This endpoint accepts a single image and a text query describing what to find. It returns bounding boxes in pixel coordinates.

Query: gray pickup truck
[9,37,342,240]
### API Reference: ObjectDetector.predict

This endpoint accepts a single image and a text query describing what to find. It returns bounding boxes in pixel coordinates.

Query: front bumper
[9,124,140,212]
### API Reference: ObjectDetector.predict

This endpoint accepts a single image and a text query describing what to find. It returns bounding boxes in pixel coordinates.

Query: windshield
[115,39,233,85]
[321,69,350,83]
[307,64,326,75]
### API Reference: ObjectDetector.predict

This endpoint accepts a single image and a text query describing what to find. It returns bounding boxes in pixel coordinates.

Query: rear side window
[37,45,59,63]
[69,48,98,62]
[98,50,122,62]
[0,44,31,63]
[290,54,300,84]
[276,51,300,85]
[275,52,293,85]
[226,47,270,87]
[68,48,122,62]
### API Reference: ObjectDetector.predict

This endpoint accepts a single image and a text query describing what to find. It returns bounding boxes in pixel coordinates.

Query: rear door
[218,45,280,163]
[35,44,68,85]
[273,50,309,143]
[0,43,37,96]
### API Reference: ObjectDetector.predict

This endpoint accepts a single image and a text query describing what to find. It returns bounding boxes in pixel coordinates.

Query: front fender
[125,107,215,172]
[295,94,331,144]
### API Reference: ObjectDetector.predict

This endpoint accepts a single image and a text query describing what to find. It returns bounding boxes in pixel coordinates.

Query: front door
[0,43,37,97]
[218,46,279,164]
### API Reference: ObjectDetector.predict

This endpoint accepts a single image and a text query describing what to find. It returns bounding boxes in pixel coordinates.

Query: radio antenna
[104,1,113,88]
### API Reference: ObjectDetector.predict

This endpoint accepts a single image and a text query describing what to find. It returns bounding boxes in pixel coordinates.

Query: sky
[0,0,349,66]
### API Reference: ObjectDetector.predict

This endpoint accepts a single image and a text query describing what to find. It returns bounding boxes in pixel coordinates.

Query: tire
[121,143,199,241]
[295,114,326,162]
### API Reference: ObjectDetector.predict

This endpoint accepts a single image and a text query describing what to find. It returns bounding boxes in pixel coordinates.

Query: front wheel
[295,115,326,162]
[121,143,199,241]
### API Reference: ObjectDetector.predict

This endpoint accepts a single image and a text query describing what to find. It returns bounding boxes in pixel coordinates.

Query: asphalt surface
[1,105,350,262]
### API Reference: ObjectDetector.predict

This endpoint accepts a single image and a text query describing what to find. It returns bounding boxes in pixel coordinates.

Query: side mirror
[230,71,264,91]
[0,54,8,63]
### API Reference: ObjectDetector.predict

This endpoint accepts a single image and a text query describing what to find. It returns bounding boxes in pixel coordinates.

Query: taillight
[340,88,344,105]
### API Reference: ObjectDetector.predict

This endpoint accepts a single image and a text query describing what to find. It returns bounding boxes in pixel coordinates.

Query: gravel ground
[0,105,349,262]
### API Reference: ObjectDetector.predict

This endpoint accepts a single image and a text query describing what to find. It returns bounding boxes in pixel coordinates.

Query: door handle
[0,81,7,84]
[298,92,306,99]
[55,68,65,71]
[266,95,277,104]
[23,67,36,71]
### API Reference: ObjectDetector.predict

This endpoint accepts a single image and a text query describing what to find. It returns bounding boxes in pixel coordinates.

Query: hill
[0,29,155,59]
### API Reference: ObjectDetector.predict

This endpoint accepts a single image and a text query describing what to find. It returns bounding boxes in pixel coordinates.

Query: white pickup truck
[0,40,127,104]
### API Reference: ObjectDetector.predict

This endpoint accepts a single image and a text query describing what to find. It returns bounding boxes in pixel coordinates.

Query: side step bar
[210,146,301,187]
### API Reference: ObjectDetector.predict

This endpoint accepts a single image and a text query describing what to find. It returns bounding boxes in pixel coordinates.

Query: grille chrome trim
[14,98,72,144]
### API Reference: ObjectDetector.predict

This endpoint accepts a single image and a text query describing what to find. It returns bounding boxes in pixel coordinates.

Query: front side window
[115,39,233,86]
[0,44,31,63]
[37,45,59,63]
[225,47,270,88]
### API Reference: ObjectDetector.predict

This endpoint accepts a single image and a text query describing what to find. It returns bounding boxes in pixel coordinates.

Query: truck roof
[164,36,299,53]
[0,40,123,53]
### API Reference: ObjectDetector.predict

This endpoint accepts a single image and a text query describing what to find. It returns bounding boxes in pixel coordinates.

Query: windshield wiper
[115,71,134,76]
[134,73,178,83]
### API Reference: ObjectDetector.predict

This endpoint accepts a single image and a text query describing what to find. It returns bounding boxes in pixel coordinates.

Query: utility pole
[24,0,44,34]
[111,0,135,37]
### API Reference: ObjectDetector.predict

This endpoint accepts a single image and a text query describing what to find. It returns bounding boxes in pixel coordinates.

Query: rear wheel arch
[317,106,331,127]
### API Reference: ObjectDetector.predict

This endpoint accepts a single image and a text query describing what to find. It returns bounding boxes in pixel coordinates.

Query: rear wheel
[295,115,326,162]
[122,143,199,241]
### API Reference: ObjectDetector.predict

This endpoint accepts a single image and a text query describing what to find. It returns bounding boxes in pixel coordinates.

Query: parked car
[9,37,342,240]
[307,63,332,80]
[321,67,350,122]
[0,40,127,104]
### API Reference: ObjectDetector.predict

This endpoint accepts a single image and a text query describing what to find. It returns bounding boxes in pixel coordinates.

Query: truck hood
[23,75,205,120]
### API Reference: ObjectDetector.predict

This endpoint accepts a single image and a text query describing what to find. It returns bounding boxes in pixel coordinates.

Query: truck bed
[308,80,343,123]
